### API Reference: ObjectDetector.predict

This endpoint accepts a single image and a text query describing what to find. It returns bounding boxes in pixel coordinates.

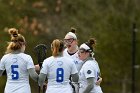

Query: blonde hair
[51,39,64,57]
[5,28,26,54]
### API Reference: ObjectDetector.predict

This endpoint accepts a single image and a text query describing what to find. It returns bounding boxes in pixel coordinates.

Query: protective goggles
[63,38,75,44]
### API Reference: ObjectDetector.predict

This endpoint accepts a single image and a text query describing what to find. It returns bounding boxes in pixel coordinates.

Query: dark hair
[70,27,76,34]
[85,38,96,52]
[51,39,64,57]
[6,28,25,53]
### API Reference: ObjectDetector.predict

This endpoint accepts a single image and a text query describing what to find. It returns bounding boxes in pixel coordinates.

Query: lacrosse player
[0,28,38,93]
[63,28,83,93]
[38,39,79,93]
[78,38,103,93]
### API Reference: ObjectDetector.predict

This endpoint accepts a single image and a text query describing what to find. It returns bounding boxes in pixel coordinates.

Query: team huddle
[0,28,103,93]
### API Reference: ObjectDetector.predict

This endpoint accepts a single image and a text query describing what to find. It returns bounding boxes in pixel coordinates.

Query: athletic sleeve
[27,55,35,69]
[84,62,95,79]
[71,60,78,75]
[40,61,48,75]
[0,57,5,70]
[28,68,38,82]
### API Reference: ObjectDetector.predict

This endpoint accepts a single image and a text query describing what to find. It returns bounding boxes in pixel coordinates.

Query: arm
[71,73,79,82]
[83,77,94,93]
[38,73,47,88]
[0,70,4,76]
[28,68,38,82]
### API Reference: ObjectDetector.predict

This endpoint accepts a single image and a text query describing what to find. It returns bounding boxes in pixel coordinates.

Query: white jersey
[79,58,103,93]
[40,56,78,93]
[0,53,35,93]
[63,48,83,72]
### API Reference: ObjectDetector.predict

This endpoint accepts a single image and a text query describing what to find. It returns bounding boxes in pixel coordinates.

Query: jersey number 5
[56,68,64,82]
[11,65,19,80]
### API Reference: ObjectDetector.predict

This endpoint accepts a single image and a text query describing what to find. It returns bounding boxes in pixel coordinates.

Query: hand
[35,64,40,71]
[96,77,102,85]
[43,83,47,92]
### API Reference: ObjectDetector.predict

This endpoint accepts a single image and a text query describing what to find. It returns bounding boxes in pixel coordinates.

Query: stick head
[34,44,47,68]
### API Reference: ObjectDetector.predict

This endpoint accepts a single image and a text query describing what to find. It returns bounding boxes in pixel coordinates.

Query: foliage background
[0,0,140,93]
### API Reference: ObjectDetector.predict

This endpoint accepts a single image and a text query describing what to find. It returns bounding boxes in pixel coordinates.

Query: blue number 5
[11,65,19,80]
[56,68,64,82]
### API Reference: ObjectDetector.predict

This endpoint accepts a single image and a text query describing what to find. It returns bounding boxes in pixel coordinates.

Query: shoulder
[20,53,30,56]
[1,53,10,58]
[92,58,99,66]
[83,60,95,67]
[44,56,53,61]
[43,56,54,64]
[0,54,10,62]
[19,53,32,59]
[16,53,33,63]
[84,60,100,71]
[86,60,93,64]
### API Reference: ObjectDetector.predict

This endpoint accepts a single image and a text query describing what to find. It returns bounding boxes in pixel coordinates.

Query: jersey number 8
[56,68,64,82]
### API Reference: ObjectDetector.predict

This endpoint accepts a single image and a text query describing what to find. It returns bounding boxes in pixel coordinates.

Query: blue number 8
[11,65,19,80]
[56,68,64,82]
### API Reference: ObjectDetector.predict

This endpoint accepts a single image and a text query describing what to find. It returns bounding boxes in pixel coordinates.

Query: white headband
[65,32,77,39]
[80,43,94,56]
[79,43,90,50]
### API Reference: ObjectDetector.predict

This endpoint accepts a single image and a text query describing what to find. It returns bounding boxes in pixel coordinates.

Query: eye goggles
[63,38,75,44]
[79,48,86,53]
[79,48,92,53]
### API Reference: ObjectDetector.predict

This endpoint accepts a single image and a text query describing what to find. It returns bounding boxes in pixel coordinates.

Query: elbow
[28,68,38,82]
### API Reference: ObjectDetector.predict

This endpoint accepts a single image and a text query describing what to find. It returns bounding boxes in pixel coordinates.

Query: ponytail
[51,39,64,57]
[6,28,25,54]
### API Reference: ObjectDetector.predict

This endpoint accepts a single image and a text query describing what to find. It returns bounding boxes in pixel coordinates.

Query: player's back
[42,56,78,87]
[1,53,33,83]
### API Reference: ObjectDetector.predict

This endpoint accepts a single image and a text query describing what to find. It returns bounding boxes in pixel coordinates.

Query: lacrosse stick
[34,44,47,93]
